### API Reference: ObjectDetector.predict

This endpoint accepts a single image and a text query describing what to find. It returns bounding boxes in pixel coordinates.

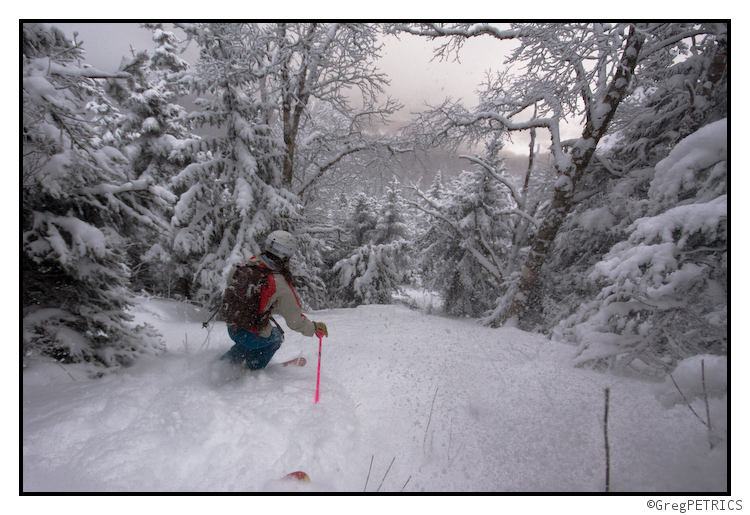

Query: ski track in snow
[22,297,727,492]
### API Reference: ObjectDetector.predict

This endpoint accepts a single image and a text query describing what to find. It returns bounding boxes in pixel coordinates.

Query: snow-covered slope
[22,294,727,492]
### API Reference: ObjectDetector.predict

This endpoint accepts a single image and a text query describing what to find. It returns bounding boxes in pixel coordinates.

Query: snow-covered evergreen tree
[554,119,727,376]
[22,23,166,373]
[88,24,198,297]
[170,83,299,304]
[610,25,727,171]
[412,171,447,287]
[332,182,411,307]
[330,241,406,306]
[375,177,410,245]
[408,123,551,321]
[535,28,728,375]
[427,170,444,200]
[413,163,520,318]
[346,192,379,248]
[290,232,330,310]
[116,27,194,182]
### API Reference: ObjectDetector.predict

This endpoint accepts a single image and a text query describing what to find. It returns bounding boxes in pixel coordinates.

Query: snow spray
[315,333,323,404]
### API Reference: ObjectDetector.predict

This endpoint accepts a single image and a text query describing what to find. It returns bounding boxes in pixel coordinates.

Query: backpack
[221,262,275,332]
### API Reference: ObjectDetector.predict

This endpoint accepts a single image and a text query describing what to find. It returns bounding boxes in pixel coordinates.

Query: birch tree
[394,22,722,326]
[548,27,727,375]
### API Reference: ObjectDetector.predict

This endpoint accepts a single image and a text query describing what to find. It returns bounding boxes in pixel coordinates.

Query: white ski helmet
[265,230,297,260]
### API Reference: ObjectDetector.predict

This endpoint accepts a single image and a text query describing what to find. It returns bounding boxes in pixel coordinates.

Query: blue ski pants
[221,326,284,370]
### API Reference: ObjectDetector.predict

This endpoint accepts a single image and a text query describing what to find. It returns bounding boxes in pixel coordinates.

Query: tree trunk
[282,95,295,188]
[502,27,646,325]
[702,36,727,99]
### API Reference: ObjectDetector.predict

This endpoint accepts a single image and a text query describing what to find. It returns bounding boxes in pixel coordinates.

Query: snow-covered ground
[23,292,727,495]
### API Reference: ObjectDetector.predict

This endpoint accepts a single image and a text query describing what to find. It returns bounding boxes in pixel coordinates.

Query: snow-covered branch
[459,155,523,206]
[33,58,131,80]
[638,27,714,60]
[75,178,158,197]
[407,188,462,237]
[455,110,557,133]
[392,23,526,41]
[297,142,371,196]
[408,186,505,282]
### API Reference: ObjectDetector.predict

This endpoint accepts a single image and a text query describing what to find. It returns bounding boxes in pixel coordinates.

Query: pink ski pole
[314,333,323,404]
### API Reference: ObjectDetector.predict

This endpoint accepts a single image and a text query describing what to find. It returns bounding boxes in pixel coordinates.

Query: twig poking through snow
[423,386,439,450]
[448,418,453,460]
[199,322,213,351]
[56,362,76,381]
[670,374,709,428]
[446,417,466,467]
[604,387,611,493]
[376,456,396,492]
[364,454,374,492]
[701,359,714,449]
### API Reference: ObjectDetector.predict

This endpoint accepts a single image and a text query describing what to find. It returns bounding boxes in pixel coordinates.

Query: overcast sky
[51,22,565,158]
[54,23,506,103]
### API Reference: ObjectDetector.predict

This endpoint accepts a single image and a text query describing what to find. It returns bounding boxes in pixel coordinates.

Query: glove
[313,321,328,338]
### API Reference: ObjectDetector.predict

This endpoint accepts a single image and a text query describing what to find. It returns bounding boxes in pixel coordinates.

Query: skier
[220,230,328,370]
